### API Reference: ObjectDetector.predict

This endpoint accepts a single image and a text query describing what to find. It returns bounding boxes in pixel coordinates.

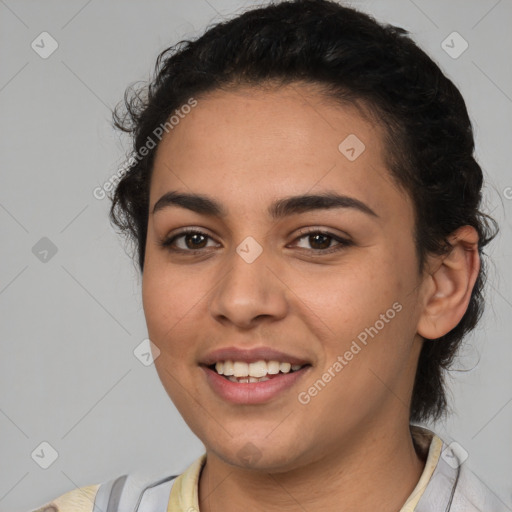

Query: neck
[198,420,426,512]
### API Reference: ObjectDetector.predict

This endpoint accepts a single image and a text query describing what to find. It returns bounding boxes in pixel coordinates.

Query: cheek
[297,267,419,424]
[141,260,201,359]
[311,246,420,371]
[142,265,204,407]
[318,256,410,326]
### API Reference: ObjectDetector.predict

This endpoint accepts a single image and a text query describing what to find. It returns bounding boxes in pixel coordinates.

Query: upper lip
[200,346,311,366]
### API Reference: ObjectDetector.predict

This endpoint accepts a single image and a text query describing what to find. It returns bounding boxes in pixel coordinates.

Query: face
[142,84,427,471]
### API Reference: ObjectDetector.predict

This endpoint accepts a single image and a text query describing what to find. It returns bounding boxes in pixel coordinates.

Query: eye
[291,228,353,254]
[159,229,219,252]
[159,227,352,255]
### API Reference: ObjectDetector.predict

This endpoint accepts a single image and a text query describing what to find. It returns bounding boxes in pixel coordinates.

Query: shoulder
[411,426,509,511]
[28,471,180,512]
[452,463,509,512]
[29,484,100,512]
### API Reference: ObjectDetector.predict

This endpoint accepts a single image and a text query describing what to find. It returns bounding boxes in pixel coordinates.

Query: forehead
[150,83,410,220]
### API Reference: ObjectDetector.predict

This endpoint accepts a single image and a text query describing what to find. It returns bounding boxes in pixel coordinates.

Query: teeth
[233,361,249,377]
[279,362,291,373]
[213,359,304,378]
[227,375,271,383]
[248,360,268,378]
[223,360,234,376]
[267,361,280,374]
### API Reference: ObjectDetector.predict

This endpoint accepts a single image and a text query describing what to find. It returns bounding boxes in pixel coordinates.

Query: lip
[200,346,310,366]
[201,365,311,405]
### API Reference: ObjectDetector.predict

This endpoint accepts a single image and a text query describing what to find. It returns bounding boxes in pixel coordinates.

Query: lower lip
[202,366,309,405]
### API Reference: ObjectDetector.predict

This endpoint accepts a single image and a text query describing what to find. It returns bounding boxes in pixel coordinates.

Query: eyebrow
[151,190,378,219]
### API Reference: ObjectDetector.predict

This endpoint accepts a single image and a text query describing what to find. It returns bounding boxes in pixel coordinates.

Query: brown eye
[307,233,333,250]
[159,229,218,252]
[292,229,353,254]
[183,232,208,249]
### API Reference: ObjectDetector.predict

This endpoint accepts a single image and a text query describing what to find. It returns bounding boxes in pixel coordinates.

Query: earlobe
[417,226,480,340]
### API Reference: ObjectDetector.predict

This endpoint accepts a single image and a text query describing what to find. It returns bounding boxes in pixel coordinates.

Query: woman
[31,0,505,510]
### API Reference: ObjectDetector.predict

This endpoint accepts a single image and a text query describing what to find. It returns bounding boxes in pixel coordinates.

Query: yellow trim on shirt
[399,433,443,511]
[32,484,99,512]
[167,455,205,512]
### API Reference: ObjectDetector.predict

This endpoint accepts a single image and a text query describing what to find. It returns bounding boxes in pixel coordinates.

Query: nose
[208,245,288,330]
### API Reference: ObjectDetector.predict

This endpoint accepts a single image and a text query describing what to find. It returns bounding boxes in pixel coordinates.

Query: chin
[202,430,314,474]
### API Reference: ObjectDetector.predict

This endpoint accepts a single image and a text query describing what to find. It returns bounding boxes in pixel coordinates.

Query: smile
[211,360,305,383]
[202,361,311,404]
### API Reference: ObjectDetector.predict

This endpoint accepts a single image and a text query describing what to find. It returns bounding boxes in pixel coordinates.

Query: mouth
[200,351,312,404]
[207,359,309,383]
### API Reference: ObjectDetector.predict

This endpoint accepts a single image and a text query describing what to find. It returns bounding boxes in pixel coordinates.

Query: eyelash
[158,228,353,255]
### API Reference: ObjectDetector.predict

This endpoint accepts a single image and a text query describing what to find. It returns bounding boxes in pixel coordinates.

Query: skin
[142,83,480,511]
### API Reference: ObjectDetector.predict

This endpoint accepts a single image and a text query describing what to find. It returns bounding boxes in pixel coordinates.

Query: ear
[417,225,480,340]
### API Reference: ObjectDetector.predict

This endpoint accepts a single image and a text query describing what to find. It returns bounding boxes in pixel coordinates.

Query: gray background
[0,0,511,510]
